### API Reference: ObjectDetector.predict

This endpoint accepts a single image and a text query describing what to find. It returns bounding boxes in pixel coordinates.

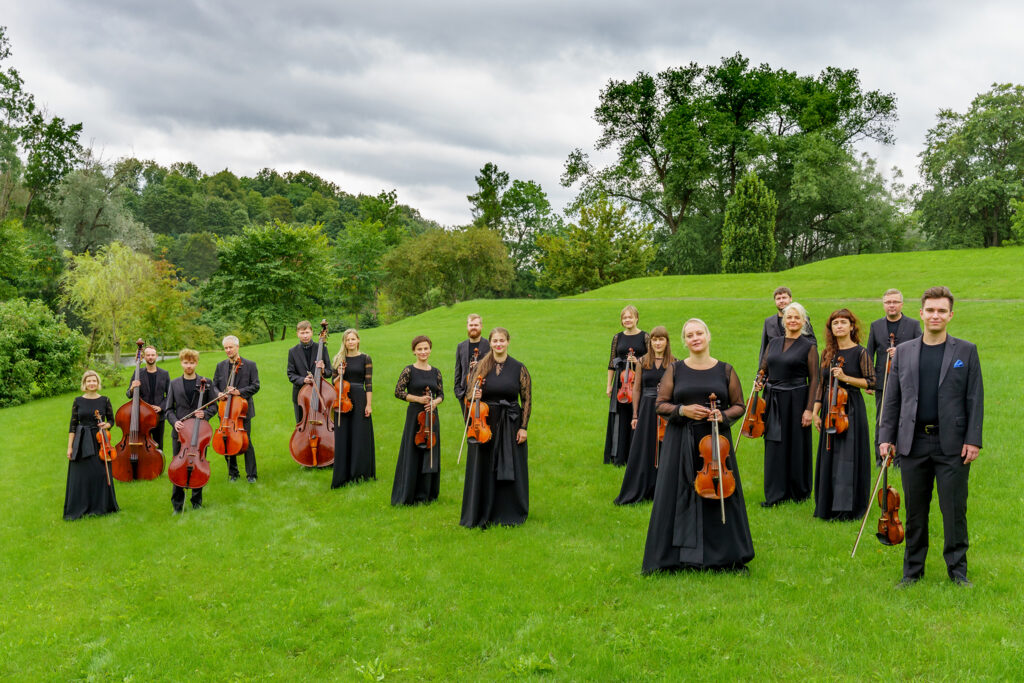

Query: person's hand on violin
[516,428,527,444]
[174,419,186,431]
[706,407,724,423]
[754,376,766,392]
[473,387,483,401]
[801,409,813,427]
[830,365,847,382]
[304,372,314,385]
[315,359,325,370]
[130,379,141,391]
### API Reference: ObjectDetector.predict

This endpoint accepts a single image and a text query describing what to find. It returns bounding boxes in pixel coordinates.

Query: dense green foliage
[0,247,1020,679]
[0,297,86,406]
[721,172,777,273]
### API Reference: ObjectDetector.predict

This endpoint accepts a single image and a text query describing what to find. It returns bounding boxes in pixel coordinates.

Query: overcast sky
[5,1,1023,225]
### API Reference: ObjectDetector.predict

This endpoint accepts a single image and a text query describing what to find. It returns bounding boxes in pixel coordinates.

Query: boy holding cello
[165,349,217,513]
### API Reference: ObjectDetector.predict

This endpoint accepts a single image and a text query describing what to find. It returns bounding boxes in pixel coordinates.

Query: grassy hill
[1,246,1021,680]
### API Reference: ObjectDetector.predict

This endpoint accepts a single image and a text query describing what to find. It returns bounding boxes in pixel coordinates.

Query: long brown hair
[641,325,675,369]
[821,308,861,367]
[469,327,510,386]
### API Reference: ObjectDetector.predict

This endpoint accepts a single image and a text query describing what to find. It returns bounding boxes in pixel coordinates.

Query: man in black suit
[213,335,261,482]
[878,286,983,588]
[866,289,922,456]
[759,286,816,362]
[286,320,332,424]
[454,314,490,419]
[164,348,217,512]
[126,344,170,458]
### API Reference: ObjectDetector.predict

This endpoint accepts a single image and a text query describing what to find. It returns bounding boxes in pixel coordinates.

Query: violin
[466,377,491,445]
[94,409,115,486]
[335,355,353,416]
[212,358,249,457]
[415,388,438,454]
[654,416,667,468]
[823,356,849,449]
[739,370,767,439]
[112,339,164,482]
[694,393,736,524]
[289,320,337,468]
[616,348,637,404]
[169,378,213,491]
[876,448,905,546]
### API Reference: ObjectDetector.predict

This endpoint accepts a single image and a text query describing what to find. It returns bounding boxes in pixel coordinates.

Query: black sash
[491,400,522,481]
[70,425,97,461]
[764,379,806,442]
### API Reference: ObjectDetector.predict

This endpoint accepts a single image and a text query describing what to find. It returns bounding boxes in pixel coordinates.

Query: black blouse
[608,331,649,370]
[339,353,373,391]
[478,357,532,430]
[395,365,443,401]
[759,336,820,412]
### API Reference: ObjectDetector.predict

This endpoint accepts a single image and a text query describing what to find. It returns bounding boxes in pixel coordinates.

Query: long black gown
[759,336,820,505]
[642,360,754,573]
[604,330,649,466]
[65,396,119,521]
[391,365,443,505]
[460,357,532,528]
[615,361,666,505]
[332,353,376,488]
[814,345,875,521]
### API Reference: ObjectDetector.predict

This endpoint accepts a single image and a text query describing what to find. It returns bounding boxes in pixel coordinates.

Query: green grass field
[1,247,1022,680]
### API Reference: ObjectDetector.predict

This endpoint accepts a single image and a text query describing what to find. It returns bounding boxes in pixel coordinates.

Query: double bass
[693,393,736,524]
[168,378,213,491]
[212,359,249,457]
[112,339,164,481]
[289,320,337,468]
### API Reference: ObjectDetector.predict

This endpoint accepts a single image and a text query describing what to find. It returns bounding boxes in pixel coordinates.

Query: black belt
[915,424,939,435]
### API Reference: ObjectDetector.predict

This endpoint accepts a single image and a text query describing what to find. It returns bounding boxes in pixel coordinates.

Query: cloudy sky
[5,1,1023,225]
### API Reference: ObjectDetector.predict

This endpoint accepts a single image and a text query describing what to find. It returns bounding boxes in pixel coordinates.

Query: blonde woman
[64,370,119,520]
[604,305,649,466]
[331,329,376,488]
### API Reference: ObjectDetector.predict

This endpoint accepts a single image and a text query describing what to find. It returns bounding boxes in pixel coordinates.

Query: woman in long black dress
[391,335,443,505]
[460,327,532,529]
[615,325,674,505]
[756,302,820,507]
[331,328,376,488]
[812,309,875,521]
[604,305,649,466]
[642,319,753,573]
[64,370,119,520]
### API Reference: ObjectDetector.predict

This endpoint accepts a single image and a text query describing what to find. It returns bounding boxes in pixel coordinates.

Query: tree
[334,217,386,317]
[201,221,337,341]
[467,162,508,230]
[721,172,777,273]
[536,198,656,295]
[0,297,87,406]
[61,241,153,361]
[0,217,37,298]
[917,83,1024,248]
[134,259,215,353]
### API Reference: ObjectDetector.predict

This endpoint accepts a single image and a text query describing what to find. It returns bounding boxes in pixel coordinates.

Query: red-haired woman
[604,305,649,466]
[615,325,675,505]
[391,335,443,505]
[812,309,875,521]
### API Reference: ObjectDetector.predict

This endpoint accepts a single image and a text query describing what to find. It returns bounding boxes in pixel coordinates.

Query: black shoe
[229,475,239,482]
[192,503,203,510]
[951,575,973,588]
[895,576,920,589]
[172,507,183,515]
[247,476,256,483]
[760,501,777,508]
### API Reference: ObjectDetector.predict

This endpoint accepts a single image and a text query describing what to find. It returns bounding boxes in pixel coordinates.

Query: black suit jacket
[213,357,261,417]
[164,376,218,425]
[878,335,983,456]
[866,315,922,379]
[125,367,170,421]
[759,314,816,362]
[454,338,491,400]
[287,343,333,402]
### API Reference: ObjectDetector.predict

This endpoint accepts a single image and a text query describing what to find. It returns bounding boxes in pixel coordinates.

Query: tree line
[2,25,1023,406]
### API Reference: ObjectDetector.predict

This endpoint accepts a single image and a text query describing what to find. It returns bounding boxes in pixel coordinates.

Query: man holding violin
[878,286,983,588]
[213,335,261,483]
[454,314,489,420]
[126,344,170,457]
[866,289,922,456]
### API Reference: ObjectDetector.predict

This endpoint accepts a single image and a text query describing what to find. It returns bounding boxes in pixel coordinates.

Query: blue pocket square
[953,359,964,368]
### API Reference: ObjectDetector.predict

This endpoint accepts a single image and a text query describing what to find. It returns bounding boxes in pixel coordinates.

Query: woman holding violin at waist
[604,305,649,466]
[642,319,753,574]
[331,329,376,489]
[812,309,875,521]
[615,325,674,505]
[756,302,820,507]
[391,335,443,506]
[64,370,119,520]
[460,327,532,529]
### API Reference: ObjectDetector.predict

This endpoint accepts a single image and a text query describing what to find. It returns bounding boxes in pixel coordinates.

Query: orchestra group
[64,286,983,587]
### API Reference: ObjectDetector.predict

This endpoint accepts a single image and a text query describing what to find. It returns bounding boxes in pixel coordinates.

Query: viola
[694,393,736,524]
[415,388,438,456]
[740,370,767,439]
[335,355,353,416]
[466,377,491,445]
[112,339,164,482]
[823,356,849,449]
[169,378,213,491]
[616,348,637,404]
[876,449,905,546]
[94,409,115,486]
[289,320,337,468]
[212,358,249,457]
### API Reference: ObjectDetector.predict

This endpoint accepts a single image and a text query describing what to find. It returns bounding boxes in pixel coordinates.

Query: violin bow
[710,395,726,524]
[457,379,480,465]
[852,344,896,558]
[732,373,760,460]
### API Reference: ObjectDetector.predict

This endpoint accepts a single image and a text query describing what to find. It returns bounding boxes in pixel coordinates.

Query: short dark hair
[411,334,432,351]
[774,286,792,298]
[921,286,954,309]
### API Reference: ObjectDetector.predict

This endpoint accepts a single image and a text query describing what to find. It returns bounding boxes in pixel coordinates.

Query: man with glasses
[866,289,922,459]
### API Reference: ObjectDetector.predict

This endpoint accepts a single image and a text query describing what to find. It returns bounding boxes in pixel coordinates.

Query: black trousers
[224,415,257,480]
[900,432,970,580]
[170,433,203,510]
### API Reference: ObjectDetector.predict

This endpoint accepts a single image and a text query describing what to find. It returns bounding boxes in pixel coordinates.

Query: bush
[0,298,88,406]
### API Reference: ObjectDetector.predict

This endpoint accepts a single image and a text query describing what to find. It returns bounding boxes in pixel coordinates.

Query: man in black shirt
[286,320,332,424]
[759,286,816,362]
[165,348,217,512]
[866,289,922,455]
[126,345,170,457]
[878,286,983,588]
[454,314,490,419]
[213,335,261,482]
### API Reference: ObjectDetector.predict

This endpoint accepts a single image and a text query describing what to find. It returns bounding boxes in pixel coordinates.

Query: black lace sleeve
[69,397,80,432]
[519,364,532,429]
[655,363,680,421]
[643,331,651,355]
[859,347,876,391]
[363,354,373,392]
[434,368,444,400]
[103,396,114,423]
[607,332,620,370]
[394,366,411,400]
[805,344,820,412]
[724,365,745,425]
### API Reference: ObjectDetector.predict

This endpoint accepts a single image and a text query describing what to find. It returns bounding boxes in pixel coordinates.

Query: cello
[168,378,213,491]
[212,359,249,457]
[289,320,338,468]
[112,339,164,481]
[693,393,736,524]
